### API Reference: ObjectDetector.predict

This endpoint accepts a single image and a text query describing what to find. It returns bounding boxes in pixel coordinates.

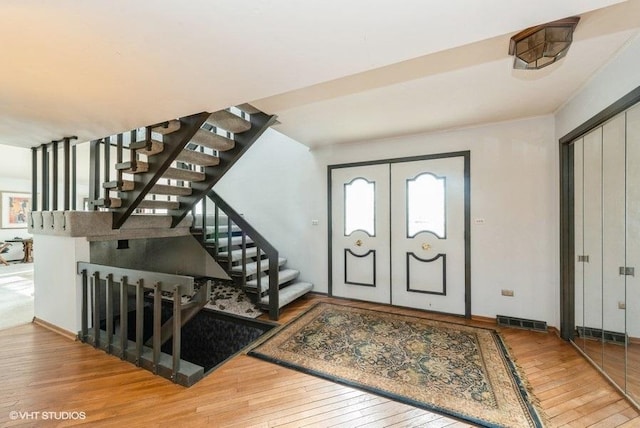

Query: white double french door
[330,153,469,316]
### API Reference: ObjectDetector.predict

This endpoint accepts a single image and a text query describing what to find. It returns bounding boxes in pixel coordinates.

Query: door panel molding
[344,249,376,287]
[328,150,470,317]
[406,252,446,295]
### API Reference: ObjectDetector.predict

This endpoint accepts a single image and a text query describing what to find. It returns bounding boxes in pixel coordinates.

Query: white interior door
[331,164,391,303]
[390,157,466,315]
[330,154,469,315]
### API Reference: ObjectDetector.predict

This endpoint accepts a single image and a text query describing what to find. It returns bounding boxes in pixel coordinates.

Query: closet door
[601,114,626,389]
[582,127,604,369]
[574,136,586,353]
[626,103,640,404]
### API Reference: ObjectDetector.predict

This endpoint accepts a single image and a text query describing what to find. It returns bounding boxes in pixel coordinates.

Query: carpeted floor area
[249,302,543,428]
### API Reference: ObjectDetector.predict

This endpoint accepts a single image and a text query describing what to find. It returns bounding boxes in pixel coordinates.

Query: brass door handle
[422,243,432,251]
[355,239,363,247]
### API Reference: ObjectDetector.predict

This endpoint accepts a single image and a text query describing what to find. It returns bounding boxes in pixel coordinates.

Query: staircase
[87,104,312,320]
[192,190,313,320]
[92,105,276,229]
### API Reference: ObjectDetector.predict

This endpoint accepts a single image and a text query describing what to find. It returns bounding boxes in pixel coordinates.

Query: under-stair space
[191,190,313,320]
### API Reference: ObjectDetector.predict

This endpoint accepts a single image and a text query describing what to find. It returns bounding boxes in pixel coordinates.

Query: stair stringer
[168,111,278,228]
[111,112,211,229]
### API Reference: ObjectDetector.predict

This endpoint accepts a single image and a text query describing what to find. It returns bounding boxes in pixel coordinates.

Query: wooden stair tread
[138,199,180,210]
[150,183,192,196]
[206,110,251,134]
[237,103,261,115]
[115,161,149,173]
[152,119,181,135]
[131,139,164,156]
[190,129,235,152]
[162,167,206,182]
[176,149,220,167]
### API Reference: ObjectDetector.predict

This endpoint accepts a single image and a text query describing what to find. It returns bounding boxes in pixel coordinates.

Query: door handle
[355,239,363,247]
[619,267,635,276]
[422,243,432,251]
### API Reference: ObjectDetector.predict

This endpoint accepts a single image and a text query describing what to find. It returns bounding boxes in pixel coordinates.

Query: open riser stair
[84,104,312,320]
[192,190,313,320]
[90,104,277,229]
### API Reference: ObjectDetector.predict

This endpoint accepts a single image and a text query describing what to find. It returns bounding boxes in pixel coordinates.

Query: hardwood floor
[0,294,638,427]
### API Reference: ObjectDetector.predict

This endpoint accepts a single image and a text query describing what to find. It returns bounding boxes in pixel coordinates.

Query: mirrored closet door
[573,102,640,406]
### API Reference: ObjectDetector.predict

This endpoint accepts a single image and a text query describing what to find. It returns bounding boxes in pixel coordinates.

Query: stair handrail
[206,189,280,319]
[77,262,197,384]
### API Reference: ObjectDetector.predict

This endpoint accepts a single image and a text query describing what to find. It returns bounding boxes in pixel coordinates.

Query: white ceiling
[0,0,637,149]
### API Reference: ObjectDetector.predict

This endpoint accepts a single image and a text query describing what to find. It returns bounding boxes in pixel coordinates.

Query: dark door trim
[559,85,640,340]
[327,150,471,318]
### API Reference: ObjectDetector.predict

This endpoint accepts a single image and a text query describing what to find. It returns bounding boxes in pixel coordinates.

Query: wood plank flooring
[0,294,638,427]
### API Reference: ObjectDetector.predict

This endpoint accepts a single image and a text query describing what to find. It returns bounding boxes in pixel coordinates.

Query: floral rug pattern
[203,282,263,319]
[249,303,542,427]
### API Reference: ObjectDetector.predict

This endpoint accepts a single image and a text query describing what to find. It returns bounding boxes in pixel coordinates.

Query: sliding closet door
[626,103,640,404]
[601,114,626,389]
[581,127,604,368]
[574,137,586,353]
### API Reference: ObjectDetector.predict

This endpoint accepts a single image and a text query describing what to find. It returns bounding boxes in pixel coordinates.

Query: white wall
[217,116,560,327]
[0,145,32,260]
[556,33,640,139]
[33,235,90,334]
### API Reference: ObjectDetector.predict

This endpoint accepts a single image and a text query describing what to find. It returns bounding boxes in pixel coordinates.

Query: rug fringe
[499,336,552,427]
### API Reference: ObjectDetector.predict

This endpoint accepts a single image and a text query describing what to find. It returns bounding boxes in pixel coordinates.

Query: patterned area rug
[203,282,263,319]
[249,303,543,427]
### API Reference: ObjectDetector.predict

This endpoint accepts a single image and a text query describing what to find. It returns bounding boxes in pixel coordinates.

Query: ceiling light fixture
[509,17,580,70]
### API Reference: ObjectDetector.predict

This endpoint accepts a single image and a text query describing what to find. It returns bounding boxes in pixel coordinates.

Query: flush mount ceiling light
[509,17,580,70]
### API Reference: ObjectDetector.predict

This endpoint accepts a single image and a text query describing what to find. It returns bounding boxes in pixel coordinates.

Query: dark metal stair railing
[202,190,280,320]
[77,262,207,386]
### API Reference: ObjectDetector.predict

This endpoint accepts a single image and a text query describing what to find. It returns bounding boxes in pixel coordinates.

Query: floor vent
[497,315,547,332]
[577,326,627,345]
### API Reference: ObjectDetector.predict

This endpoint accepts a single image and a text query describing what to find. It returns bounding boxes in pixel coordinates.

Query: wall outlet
[501,289,514,297]
[311,219,319,226]
[618,301,626,310]
[474,218,486,225]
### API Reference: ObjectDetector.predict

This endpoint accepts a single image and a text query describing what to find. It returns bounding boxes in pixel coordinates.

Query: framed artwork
[1,192,31,229]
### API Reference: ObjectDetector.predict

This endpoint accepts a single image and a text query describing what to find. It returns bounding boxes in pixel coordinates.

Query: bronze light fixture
[509,17,580,70]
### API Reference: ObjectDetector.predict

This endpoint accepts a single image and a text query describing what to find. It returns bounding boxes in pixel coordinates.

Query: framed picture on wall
[1,192,31,229]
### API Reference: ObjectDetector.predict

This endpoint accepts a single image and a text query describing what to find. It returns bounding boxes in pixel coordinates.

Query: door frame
[559,85,640,340]
[327,151,471,318]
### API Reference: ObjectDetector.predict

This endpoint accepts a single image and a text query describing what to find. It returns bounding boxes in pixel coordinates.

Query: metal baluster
[135,279,144,366]
[172,285,181,382]
[80,269,88,342]
[120,276,129,360]
[153,282,161,374]
[105,273,113,353]
[92,272,101,348]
